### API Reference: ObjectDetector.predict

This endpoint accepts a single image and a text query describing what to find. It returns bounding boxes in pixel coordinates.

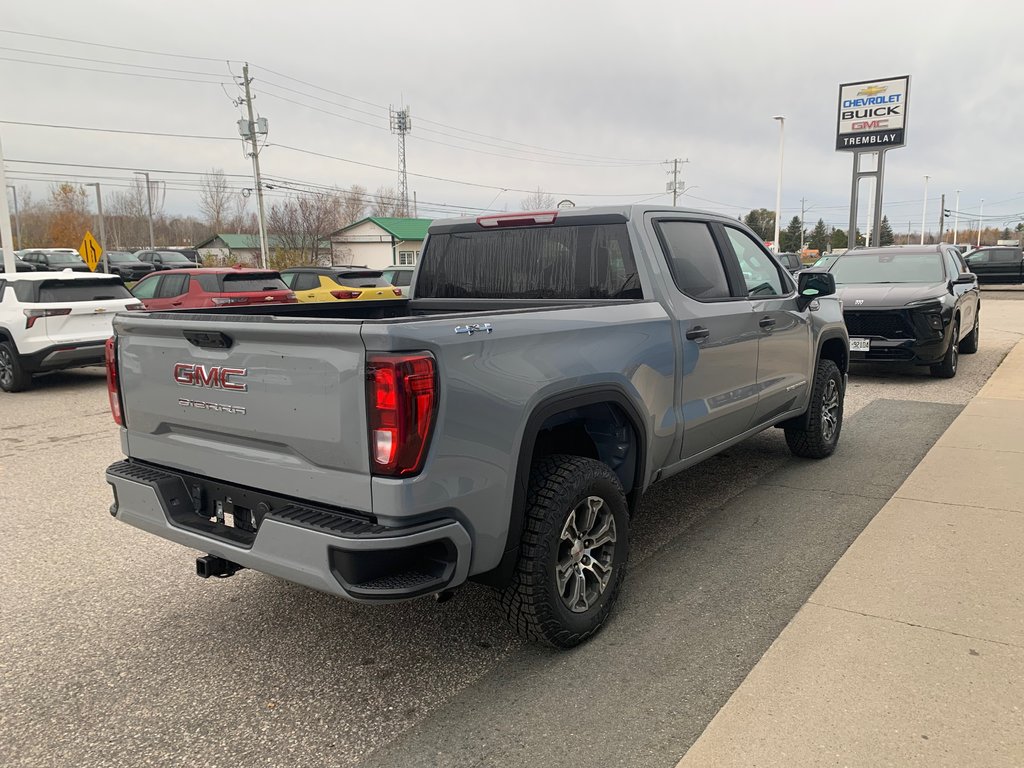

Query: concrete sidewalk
[677,343,1024,767]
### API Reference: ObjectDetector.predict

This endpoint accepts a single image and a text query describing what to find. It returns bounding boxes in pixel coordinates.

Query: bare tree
[371,186,402,217]
[520,187,556,210]
[341,184,369,226]
[199,169,233,232]
[298,191,343,264]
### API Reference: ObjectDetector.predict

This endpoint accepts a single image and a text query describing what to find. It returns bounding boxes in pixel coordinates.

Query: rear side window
[37,280,132,302]
[655,220,731,300]
[157,275,189,298]
[390,270,413,287]
[417,223,640,300]
[220,273,288,292]
[334,271,390,288]
[288,272,321,291]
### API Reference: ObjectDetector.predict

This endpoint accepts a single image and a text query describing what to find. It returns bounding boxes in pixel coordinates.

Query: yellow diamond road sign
[79,231,103,272]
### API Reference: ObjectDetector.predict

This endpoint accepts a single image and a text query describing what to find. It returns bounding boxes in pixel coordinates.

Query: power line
[0,27,235,63]
[0,45,229,78]
[0,56,231,84]
[0,120,237,142]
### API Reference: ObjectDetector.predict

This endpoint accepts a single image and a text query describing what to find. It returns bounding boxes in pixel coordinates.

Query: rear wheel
[784,358,843,459]
[960,313,979,354]
[0,342,32,392]
[930,319,960,378]
[499,455,629,648]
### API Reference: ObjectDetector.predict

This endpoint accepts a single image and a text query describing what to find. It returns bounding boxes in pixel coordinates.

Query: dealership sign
[836,75,910,151]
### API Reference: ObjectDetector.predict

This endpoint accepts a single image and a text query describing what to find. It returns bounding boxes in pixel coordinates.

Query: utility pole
[241,63,269,269]
[134,171,155,249]
[938,193,945,243]
[0,133,18,277]
[799,197,806,252]
[6,184,21,250]
[907,220,912,245]
[86,183,108,272]
[977,198,985,248]
[953,189,961,245]
[665,158,689,206]
[390,106,412,217]
[772,116,785,253]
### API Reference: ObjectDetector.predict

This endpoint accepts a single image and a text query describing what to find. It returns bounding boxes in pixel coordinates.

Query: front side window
[131,276,160,299]
[724,228,785,297]
[655,220,730,300]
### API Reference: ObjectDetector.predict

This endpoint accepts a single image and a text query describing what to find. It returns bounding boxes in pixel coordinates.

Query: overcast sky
[2,0,1022,236]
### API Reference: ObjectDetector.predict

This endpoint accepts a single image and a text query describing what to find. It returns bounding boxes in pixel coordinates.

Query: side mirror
[796,269,836,310]
[953,273,976,286]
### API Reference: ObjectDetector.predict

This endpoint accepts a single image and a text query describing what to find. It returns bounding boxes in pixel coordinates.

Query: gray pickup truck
[105,205,849,647]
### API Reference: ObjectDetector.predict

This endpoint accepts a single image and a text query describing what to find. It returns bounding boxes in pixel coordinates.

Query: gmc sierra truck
[105,206,849,648]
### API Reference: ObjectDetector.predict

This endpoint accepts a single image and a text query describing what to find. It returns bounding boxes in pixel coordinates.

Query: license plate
[850,338,870,352]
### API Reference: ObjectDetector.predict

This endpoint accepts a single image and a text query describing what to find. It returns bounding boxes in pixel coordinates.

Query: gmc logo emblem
[173,363,248,392]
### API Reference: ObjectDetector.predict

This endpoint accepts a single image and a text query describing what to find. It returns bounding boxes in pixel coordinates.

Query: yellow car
[280,267,404,303]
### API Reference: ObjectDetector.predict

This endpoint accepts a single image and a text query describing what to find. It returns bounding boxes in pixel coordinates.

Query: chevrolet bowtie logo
[858,85,888,97]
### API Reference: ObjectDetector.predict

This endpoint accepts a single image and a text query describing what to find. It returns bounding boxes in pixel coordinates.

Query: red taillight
[366,353,437,477]
[331,290,362,300]
[284,292,297,302]
[105,336,124,426]
[211,296,249,305]
[476,210,559,228]
[124,302,144,311]
[23,307,71,329]
[393,288,403,297]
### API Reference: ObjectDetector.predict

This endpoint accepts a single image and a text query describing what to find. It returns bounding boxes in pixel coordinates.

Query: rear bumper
[105,460,472,601]
[22,341,106,372]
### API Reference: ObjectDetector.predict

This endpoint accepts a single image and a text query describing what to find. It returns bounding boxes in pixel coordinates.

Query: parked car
[129,267,296,310]
[963,245,1024,284]
[105,204,849,648]
[0,249,41,273]
[279,267,403,302]
[381,265,415,290]
[0,271,140,392]
[18,248,91,272]
[101,251,156,282]
[826,244,980,377]
[776,252,803,273]
[134,250,200,271]
[161,248,203,266]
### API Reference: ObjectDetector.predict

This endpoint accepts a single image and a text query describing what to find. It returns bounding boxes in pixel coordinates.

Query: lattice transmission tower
[389,106,412,216]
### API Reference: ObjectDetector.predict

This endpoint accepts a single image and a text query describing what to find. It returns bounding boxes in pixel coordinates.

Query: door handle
[172,301,183,306]
[759,316,776,329]
[686,326,710,341]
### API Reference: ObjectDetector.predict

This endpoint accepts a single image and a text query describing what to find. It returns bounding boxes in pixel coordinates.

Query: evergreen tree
[743,208,776,241]
[879,216,895,246]
[808,218,829,252]
[780,215,803,252]
[831,228,848,250]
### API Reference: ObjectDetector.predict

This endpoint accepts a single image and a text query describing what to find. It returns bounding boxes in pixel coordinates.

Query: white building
[329,217,432,269]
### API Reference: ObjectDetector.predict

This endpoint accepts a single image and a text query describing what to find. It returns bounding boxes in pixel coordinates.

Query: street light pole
[920,175,930,245]
[772,116,785,253]
[134,171,155,249]
[977,198,984,248]
[953,189,961,246]
[86,182,107,272]
[6,184,21,250]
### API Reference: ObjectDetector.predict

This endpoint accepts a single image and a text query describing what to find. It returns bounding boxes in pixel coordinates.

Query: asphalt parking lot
[3,295,1022,768]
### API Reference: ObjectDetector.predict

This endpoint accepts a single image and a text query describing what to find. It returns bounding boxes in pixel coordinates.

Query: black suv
[963,245,1023,284]
[19,249,91,272]
[134,250,200,271]
[102,251,156,282]
[826,244,980,378]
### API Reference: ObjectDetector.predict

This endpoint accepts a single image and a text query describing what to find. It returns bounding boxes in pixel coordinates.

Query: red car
[130,267,297,310]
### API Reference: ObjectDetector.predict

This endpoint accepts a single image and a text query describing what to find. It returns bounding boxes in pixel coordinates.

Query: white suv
[0,271,140,392]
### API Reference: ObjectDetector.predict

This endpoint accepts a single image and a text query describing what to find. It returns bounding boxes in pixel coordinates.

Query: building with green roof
[328,217,433,269]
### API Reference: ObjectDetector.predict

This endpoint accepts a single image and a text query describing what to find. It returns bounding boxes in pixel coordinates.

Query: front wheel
[499,455,630,648]
[784,358,843,459]
[930,319,960,378]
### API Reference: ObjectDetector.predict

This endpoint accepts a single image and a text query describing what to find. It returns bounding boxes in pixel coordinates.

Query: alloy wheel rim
[821,378,840,442]
[0,348,13,387]
[951,324,959,371]
[556,495,617,614]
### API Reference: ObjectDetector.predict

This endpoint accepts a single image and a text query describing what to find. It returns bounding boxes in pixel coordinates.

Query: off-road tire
[784,358,843,459]
[960,313,979,354]
[930,319,960,378]
[498,455,629,648]
[0,341,31,393]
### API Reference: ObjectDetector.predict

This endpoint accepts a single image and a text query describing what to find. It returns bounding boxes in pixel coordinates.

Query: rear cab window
[417,221,641,300]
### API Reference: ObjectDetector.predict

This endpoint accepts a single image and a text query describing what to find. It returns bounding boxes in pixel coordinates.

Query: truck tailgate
[115,314,372,512]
